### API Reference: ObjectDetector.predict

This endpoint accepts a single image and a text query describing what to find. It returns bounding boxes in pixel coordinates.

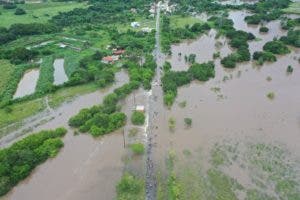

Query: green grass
[170,15,202,28]
[130,143,145,155]
[48,83,99,108]
[0,98,45,130]
[0,60,15,94]
[0,2,88,27]
[283,2,300,14]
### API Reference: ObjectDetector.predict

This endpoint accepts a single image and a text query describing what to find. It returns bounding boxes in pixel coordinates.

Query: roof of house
[102,56,114,62]
[113,49,126,55]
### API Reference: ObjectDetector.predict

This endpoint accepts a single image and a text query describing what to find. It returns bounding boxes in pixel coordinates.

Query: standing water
[13,68,40,99]
[53,59,68,85]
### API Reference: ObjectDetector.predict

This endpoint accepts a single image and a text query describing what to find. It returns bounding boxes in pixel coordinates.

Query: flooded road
[53,59,68,85]
[1,70,129,200]
[13,68,40,99]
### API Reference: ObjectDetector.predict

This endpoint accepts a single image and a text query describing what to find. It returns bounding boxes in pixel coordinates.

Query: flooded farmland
[13,68,40,99]
[53,58,68,85]
[153,10,300,199]
[1,71,130,200]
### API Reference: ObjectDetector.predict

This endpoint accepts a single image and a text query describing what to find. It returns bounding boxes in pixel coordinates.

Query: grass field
[170,15,203,28]
[0,60,15,94]
[0,82,100,132]
[0,98,45,130]
[283,2,300,14]
[48,83,99,108]
[0,2,88,27]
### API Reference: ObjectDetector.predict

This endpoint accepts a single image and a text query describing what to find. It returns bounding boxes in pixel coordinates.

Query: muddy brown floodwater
[153,10,300,190]
[13,68,40,99]
[1,71,130,200]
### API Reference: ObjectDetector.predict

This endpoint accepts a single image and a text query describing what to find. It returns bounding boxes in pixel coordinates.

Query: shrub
[287,65,293,73]
[3,3,17,9]
[259,26,269,33]
[169,117,176,131]
[116,173,144,199]
[184,118,192,127]
[267,92,275,100]
[263,40,290,55]
[0,128,67,196]
[253,51,277,64]
[131,111,145,125]
[15,8,26,15]
[130,143,145,155]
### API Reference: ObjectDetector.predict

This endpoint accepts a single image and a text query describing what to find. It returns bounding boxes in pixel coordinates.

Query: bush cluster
[162,61,215,106]
[0,127,67,196]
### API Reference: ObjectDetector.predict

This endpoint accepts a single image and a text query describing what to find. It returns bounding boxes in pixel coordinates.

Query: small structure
[113,49,126,55]
[102,56,114,64]
[131,22,140,28]
[102,55,119,64]
[136,105,145,112]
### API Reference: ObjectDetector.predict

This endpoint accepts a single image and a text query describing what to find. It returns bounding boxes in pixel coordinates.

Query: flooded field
[13,68,40,99]
[154,10,300,199]
[1,71,130,200]
[53,58,68,85]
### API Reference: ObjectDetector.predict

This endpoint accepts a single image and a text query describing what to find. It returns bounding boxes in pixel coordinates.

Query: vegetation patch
[130,143,145,155]
[131,111,145,126]
[0,127,67,196]
[0,60,15,94]
[162,61,215,106]
[116,172,145,200]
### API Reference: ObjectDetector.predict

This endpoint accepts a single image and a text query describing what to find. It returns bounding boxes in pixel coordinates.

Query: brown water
[53,59,68,85]
[153,10,300,190]
[1,71,130,200]
[229,10,288,54]
[13,68,40,99]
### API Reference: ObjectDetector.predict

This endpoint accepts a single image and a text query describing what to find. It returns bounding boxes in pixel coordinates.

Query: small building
[131,22,140,28]
[136,105,145,112]
[102,55,119,64]
[102,56,114,64]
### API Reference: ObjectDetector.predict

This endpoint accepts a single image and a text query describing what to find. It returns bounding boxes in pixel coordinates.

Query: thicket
[161,16,211,53]
[280,30,300,48]
[253,51,277,64]
[281,18,300,30]
[52,0,152,27]
[0,23,59,45]
[162,61,215,106]
[0,47,39,64]
[169,0,245,14]
[263,40,290,55]
[244,0,290,24]
[116,173,144,200]
[209,17,254,68]
[131,111,145,125]
[0,127,67,196]
[69,55,156,136]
